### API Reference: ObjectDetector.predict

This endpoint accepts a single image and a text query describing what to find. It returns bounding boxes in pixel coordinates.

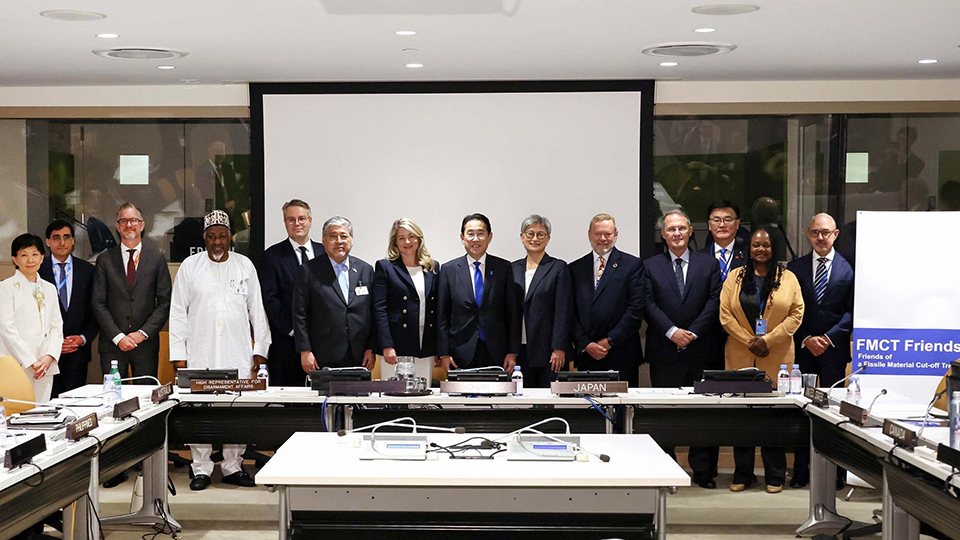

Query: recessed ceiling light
[396,30,416,36]
[402,48,419,53]
[96,33,119,39]
[182,79,201,84]
[157,65,176,70]
[660,62,679,67]
[641,42,736,57]
[93,48,188,60]
[406,63,424,68]
[40,9,106,21]
[691,4,759,15]
[694,28,716,33]
[918,59,938,64]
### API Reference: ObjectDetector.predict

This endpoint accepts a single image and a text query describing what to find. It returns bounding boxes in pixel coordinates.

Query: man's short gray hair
[323,216,353,236]
[520,214,552,235]
[659,209,692,230]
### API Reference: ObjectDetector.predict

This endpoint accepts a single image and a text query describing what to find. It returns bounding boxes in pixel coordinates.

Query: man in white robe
[170,210,271,491]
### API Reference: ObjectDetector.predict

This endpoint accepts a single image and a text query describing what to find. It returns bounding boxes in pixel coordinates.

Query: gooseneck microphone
[0,396,80,420]
[827,365,867,397]
[917,387,949,439]
[118,376,163,386]
[509,426,611,463]
[501,417,572,437]
[866,389,888,416]
[337,417,466,438]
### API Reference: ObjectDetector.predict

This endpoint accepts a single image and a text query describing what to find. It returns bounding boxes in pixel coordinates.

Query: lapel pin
[613,263,618,268]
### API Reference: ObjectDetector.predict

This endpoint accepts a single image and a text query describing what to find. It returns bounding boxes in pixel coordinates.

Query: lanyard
[755,283,767,317]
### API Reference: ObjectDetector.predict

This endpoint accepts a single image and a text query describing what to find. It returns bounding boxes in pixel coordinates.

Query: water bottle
[110,360,122,401]
[950,392,960,449]
[103,372,118,407]
[789,364,802,395]
[846,375,862,404]
[512,366,524,396]
[777,364,790,394]
[0,405,7,435]
[256,363,270,391]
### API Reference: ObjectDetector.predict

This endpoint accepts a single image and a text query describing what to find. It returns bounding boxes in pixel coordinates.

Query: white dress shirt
[289,238,315,264]
[467,253,487,299]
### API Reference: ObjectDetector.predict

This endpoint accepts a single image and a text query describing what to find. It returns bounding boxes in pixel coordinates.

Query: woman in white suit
[0,234,63,402]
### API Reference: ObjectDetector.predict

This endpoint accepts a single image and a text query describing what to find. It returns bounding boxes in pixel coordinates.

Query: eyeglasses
[664,226,689,235]
[285,216,310,225]
[523,231,548,240]
[709,217,737,225]
[50,234,74,243]
[464,232,488,240]
[326,233,351,241]
[116,218,143,226]
[808,229,837,239]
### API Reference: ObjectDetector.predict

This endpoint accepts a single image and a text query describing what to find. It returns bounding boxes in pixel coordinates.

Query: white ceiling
[1,0,957,86]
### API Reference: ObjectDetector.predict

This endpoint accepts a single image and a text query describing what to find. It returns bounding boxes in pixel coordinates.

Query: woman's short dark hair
[11,233,45,257]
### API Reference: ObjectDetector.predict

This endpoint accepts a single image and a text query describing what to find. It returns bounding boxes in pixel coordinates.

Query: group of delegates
[0,197,855,498]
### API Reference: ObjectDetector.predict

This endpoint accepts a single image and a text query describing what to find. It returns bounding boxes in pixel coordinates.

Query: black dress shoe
[102,472,128,488]
[789,475,809,488]
[692,475,717,489]
[189,474,212,491]
[221,470,256,487]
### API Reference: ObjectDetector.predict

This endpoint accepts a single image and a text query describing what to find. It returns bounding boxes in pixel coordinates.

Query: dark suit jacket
[643,251,722,386]
[372,258,440,358]
[787,252,854,383]
[569,247,646,377]
[92,244,172,359]
[511,254,573,369]
[292,255,376,368]
[437,254,520,367]
[40,256,99,347]
[258,239,324,384]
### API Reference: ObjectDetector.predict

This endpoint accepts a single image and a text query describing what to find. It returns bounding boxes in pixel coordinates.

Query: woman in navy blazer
[372,218,440,385]
[511,215,573,388]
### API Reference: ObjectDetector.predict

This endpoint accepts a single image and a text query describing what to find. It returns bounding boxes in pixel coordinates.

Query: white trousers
[379,356,434,387]
[190,444,245,477]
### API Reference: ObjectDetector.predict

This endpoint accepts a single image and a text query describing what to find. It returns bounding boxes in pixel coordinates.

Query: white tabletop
[257,432,690,488]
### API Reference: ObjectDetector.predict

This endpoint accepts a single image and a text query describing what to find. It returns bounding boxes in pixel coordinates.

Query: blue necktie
[473,261,485,341]
[56,262,68,309]
[814,257,828,304]
[336,263,349,301]
[675,258,685,298]
[719,247,729,281]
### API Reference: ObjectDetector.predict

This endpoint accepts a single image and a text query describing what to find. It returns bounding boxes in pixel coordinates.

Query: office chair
[0,355,37,414]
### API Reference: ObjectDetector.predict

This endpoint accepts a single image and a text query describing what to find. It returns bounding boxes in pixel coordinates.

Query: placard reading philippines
[853,328,960,375]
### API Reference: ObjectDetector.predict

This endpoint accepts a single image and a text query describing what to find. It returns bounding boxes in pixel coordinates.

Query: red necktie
[127,249,137,287]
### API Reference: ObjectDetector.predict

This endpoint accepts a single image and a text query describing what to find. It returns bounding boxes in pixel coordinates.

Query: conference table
[257,431,689,540]
[0,386,180,540]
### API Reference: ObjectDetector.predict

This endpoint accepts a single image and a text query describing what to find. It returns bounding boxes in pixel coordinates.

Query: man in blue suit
[569,213,646,386]
[39,219,99,397]
[258,199,324,386]
[438,213,520,371]
[644,210,722,488]
[787,212,854,488]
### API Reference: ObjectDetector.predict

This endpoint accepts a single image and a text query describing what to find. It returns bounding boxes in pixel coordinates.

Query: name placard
[550,381,628,396]
[440,381,517,395]
[938,443,960,469]
[190,379,266,393]
[4,434,46,469]
[66,413,99,441]
[839,400,869,426]
[151,383,174,404]
[112,396,141,419]
[882,419,917,449]
[803,386,830,407]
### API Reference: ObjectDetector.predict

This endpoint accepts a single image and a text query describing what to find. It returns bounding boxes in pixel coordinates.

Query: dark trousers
[52,349,91,397]
[734,446,787,486]
[649,354,719,480]
[471,339,497,367]
[267,335,308,386]
[100,345,159,384]
[517,345,557,388]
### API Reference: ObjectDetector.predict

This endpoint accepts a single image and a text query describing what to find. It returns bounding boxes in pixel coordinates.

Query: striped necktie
[814,257,828,304]
[719,247,729,281]
[595,255,605,289]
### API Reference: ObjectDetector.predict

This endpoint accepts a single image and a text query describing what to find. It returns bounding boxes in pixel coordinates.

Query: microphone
[456,366,506,373]
[501,417,572,437]
[338,417,417,437]
[866,389,888,416]
[0,396,80,421]
[827,365,867,397]
[917,387,949,439]
[509,426,611,463]
[118,376,162,386]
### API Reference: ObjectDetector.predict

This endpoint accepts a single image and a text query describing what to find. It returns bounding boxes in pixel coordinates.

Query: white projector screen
[260,89,644,266]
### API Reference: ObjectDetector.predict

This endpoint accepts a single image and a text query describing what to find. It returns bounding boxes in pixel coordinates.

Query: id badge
[231,278,248,296]
[754,318,767,336]
[355,285,369,296]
